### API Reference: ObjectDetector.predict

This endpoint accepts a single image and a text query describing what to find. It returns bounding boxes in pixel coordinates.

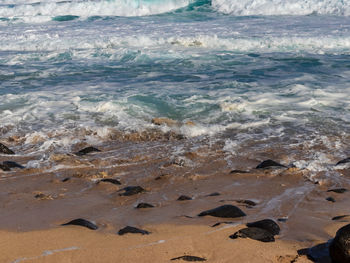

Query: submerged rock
[327,188,347,194]
[177,195,192,201]
[75,146,101,156]
[236,200,257,207]
[230,170,248,174]
[119,186,145,196]
[229,227,275,242]
[99,178,121,185]
[118,226,150,235]
[61,218,98,230]
[256,159,286,169]
[330,224,350,263]
[151,117,177,126]
[326,197,336,202]
[336,158,350,166]
[136,203,154,209]
[171,255,207,261]
[198,205,246,218]
[0,143,15,155]
[3,161,24,169]
[246,219,280,235]
[207,192,220,197]
[332,215,350,221]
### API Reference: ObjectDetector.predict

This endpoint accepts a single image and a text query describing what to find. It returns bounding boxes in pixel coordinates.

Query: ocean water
[1,0,350,171]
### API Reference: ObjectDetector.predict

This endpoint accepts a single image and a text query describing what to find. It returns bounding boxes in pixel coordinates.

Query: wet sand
[1,132,350,262]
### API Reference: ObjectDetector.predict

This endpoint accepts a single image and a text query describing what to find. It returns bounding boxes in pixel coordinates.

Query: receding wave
[212,0,350,16]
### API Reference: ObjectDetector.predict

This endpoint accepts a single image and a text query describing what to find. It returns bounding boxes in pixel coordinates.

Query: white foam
[212,0,350,16]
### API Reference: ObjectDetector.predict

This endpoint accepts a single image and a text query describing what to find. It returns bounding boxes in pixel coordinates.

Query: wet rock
[119,186,145,196]
[0,143,15,155]
[211,222,233,227]
[0,163,11,171]
[136,203,154,209]
[61,218,98,230]
[330,224,350,263]
[177,195,192,201]
[75,146,101,156]
[332,215,350,221]
[118,226,150,235]
[246,219,280,235]
[207,192,220,197]
[229,227,275,242]
[236,200,257,207]
[326,197,336,202]
[256,159,286,169]
[171,255,207,261]
[230,170,248,174]
[298,242,331,263]
[151,117,177,126]
[61,177,70,182]
[34,193,53,200]
[99,178,121,185]
[198,205,246,218]
[3,161,24,169]
[336,158,350,166]
[327,188,347,194]
[277,217,288,223]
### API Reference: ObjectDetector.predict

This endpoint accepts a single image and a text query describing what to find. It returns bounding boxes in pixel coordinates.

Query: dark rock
[332,215,350,221]
[177,195,192,201]
[119,186,145,196]
[0,163,11,171]
[99,178,121,185]
[326,197,336,202]
[207,192,220,197]
[0,143,15,155]
[136,203,154,209]
[229,227,275,242]
[277,218,288,222]
[211,222,233,227]
[256,159,286,169]
[230,170,248,174]
[298,242,331,262]
[61,218,98,230]
[246,219,280,235]
[336,158,350,166]
[118,226,150,235]
[75,146,101,156]
[34,193,46,199]
[198,205,246,218]
[171,255,207,261]
[236,200,257,206]
[330,224,350,263]
[327,188,347,194]
[3,161,24,169]
[62,177,70,182]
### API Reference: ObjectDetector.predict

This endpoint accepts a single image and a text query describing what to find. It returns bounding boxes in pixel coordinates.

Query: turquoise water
[0,0,350,167]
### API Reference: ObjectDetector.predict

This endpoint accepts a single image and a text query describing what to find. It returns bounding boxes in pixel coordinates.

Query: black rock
[99,178,121,185]
[327,188,347,194]
[136,203,154,209]
[277,218,288,223]
[332,215,350,221]
[336,158,350,166]
[0,163,11,171]
[246,219,280,235]
[298,242,331,262]
[207,192,220,197]
[3,161,24,169]
[75,146,101,156]
[236,200,257,207]
[326,197,336,202]
[211,221,233,227]
[177,195,192,201]
[171,255,207,261]
[61,218,98,230]
[229,227,275,242]
[62,177,70,182]
[198,205,246,218]
[256,159,286,169]
[118,226,150,235]
[230,170,248,174]
[0,143,15,155]
[330,224,350,263]
[119,186,145,196]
